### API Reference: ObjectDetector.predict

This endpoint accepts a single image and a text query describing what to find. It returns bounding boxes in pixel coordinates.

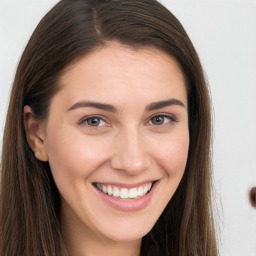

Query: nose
[110,127,151,175]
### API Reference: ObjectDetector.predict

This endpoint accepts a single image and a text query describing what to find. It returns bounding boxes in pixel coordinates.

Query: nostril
[249,187,256,208]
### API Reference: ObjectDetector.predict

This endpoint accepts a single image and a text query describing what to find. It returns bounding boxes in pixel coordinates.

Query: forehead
[55,44,187,109]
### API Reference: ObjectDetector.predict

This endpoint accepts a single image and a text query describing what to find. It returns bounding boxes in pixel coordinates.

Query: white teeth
[107,185,112,196]
[143,185,148,195]
[120,188,129,199]
[112,187,120,197]
[96,182,153,199]
[137,186,143,197]
[129,188,137,198]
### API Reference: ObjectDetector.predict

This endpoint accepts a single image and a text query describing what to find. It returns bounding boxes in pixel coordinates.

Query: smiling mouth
[93,182,154,200]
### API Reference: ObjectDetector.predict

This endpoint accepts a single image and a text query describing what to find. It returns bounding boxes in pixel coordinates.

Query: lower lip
[94,182,158,212]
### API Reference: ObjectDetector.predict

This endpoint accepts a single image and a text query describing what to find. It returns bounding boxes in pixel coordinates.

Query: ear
[24,105,49,162]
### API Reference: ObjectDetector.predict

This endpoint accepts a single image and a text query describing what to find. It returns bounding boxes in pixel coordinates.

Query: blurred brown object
[249,187,256,208]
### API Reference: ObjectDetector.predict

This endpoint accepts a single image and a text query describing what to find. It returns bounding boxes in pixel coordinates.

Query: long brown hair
[0,0,217,255]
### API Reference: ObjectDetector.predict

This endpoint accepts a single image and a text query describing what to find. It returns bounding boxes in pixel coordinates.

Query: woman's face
[40,44,189,242]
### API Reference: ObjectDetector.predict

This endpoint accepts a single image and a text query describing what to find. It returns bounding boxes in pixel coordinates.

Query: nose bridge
[111,125,150,174]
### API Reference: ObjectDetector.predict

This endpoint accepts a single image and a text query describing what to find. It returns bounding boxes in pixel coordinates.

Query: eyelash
[146,113,178,126]
[78,113,178,129]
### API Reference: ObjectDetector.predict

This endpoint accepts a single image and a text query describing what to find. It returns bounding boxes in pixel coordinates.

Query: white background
[0,1,256,255]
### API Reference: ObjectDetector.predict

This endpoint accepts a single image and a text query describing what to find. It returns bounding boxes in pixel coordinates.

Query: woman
[0,0,217,255]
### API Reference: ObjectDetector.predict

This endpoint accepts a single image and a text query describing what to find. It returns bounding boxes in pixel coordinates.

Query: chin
[95,215,156,242]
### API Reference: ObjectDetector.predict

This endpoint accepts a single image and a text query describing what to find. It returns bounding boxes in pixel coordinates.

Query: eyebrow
[145,99,186,111]
[66,98,186,113]
[67,101,117,113]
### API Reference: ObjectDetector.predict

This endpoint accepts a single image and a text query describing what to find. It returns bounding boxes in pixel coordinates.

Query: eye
[79,116,108,127]
[148,114,176,126]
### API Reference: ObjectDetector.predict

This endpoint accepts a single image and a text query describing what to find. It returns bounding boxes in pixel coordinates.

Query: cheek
[44,127,112,180]
[154,132,189,176]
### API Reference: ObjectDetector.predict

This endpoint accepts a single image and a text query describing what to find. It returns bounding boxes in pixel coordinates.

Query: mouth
[93,181,154,200]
